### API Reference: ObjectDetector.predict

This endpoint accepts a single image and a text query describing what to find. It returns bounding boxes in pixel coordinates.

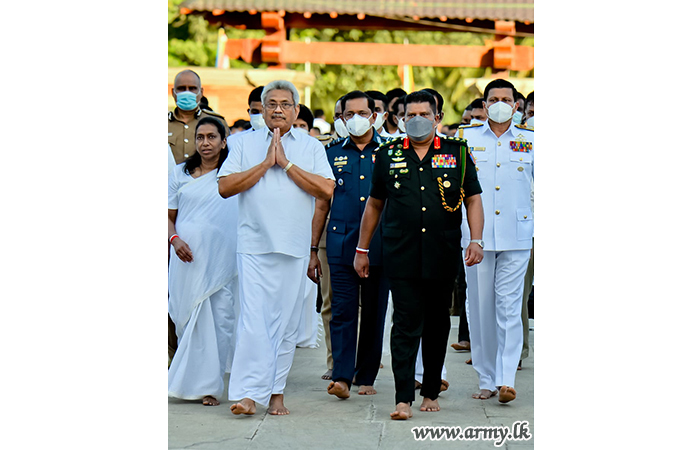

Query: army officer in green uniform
[354,90,484,420]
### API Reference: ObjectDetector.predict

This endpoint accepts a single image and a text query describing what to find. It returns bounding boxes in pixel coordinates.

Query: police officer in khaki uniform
[168,69,228,164]
[354,91,484,420]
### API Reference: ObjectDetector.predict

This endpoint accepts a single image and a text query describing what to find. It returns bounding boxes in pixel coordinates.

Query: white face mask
[373,112,386,131]
[398,117,406,133]
[526,116,534,128]
[334,118,349,138]
[249,113,266,130]
[345,114,372,137]
[487,101,515,124]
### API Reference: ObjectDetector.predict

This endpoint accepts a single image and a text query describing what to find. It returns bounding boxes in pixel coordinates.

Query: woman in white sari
[168,117,239,406]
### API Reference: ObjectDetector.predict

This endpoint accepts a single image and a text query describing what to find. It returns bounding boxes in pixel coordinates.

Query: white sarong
[168,168,239,400]
[228,253,309,406]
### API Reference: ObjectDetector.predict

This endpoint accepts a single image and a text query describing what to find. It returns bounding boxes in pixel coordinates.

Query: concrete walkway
[169,316,534,449]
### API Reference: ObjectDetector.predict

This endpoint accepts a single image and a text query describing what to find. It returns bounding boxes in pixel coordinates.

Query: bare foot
[321,369,333,380]
[450,340,471,351]
[327,380,350,399]
[440,379,449,392]
[498,386,517,403]
[390,402,413,420]
[202,395,220,406]
[419,397,440,412]
[472,389,498,400]
[268,394,290,415]
[230,398,256,415]
[358,385,376,395]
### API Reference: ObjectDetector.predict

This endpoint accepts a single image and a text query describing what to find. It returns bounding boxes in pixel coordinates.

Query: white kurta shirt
[218,126,334,258]
[460,121,534,251]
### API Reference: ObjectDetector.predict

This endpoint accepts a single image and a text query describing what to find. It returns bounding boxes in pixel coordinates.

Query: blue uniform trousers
[329,264,389,386]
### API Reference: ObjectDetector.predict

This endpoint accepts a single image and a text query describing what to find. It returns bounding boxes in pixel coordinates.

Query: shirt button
[360,196,366,202]
[421,186,425,191]
[360,155,365,159]
[495,186,501,190]
[184,125,189,129]
[495,210,501,215]
[520,157,524,161]
[496,162,501,167]
[184,153,189,158]
[497,141,502,146]
[422,228,426,232]
[333,226,337,230]
[184,138,189,143]
[422,207,426,211]
[360,175,365,180]
[419,167,424,171]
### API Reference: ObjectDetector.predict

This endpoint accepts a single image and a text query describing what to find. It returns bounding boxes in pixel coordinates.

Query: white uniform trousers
[228,253,309,407]
[466,250,530,390]
[168,278,238,400]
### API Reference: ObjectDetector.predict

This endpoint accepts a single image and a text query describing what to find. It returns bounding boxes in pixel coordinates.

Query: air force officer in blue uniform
[308,90,390,399]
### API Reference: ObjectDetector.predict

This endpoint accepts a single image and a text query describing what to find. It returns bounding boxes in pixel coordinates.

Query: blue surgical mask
[176,91,199,111]
[513,110,523,125]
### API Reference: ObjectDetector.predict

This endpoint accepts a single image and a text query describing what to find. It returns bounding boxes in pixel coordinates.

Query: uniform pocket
[516,207,534,241]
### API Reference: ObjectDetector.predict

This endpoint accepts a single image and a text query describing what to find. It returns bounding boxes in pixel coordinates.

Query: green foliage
[288,29,491,124]
[167,5,532,124]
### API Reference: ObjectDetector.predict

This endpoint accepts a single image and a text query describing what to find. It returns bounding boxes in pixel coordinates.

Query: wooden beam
[279,41,493,68]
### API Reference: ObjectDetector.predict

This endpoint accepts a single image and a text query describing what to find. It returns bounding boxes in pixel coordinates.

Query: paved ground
[169,316,534,449]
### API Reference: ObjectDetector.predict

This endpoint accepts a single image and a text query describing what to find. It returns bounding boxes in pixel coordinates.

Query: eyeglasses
[264,102,295,111]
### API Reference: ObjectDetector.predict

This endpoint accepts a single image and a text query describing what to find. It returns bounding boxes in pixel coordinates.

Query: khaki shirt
[168,108,229,164]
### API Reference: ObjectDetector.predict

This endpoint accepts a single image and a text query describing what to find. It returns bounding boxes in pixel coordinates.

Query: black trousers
[389,277,454,404]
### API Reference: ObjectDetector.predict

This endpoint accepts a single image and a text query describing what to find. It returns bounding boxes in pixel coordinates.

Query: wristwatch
[470,239,484,248]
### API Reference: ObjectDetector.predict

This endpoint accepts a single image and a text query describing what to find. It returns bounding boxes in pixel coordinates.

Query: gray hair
[261,80,300,106]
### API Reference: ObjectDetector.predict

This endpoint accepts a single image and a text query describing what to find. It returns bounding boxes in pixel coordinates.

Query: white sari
[168,166,239,400]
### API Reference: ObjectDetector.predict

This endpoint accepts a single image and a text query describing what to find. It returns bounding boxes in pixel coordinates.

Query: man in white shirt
[459,79,534,404]
[218,80,335,416]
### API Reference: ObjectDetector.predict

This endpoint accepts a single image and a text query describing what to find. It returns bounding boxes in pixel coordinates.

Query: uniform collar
[169,107,202,122]
[484,119,518,138]
[341,129,383,151]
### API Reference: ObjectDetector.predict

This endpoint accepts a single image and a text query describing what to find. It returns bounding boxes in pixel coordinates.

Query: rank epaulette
[514,123,534,131]
[324,136,344,149]
[458,123,485,129]
[377,136,401,149]
[443,135,468,146]
[201,109,226,120]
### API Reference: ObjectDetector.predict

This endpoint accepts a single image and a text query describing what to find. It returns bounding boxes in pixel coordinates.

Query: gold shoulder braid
[437,142,467,212]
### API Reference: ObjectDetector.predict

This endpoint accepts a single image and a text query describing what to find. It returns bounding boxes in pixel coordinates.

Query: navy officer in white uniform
[459,78,534,404]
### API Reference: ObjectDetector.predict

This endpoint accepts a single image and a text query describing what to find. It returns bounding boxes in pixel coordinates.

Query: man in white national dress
[218,80,335,416]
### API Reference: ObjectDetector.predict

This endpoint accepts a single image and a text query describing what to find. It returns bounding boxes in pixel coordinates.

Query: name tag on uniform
[432,154,457,168]
[333,161,347,166]
[510,141,532,152]
[390,162,407,169]
[469,146,485,152]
